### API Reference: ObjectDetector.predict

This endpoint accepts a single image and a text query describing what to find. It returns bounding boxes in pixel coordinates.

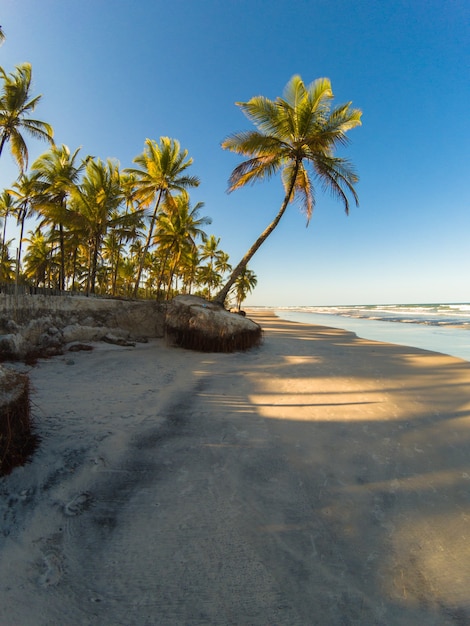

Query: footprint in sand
[63,492,92,516]
[39,551,63,587]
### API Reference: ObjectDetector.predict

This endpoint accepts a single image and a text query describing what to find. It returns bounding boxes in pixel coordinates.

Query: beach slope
[1,311,469,624]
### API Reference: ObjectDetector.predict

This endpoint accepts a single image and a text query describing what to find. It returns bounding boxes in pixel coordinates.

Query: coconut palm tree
[22,227,50,287]
[0,62,54,173]
[125,137,200,297]
[31,144,85,289]
[108,173,144,295]
[213,75,362,305]
[198,235,231,299]
[232,267,257,311]
[71,158,125,294]
[155,194,211,298]
[0,190,15,273]
[9,172,42,285]
[214,251,232,280]
[0,238,15,282]
[179,247,200,295]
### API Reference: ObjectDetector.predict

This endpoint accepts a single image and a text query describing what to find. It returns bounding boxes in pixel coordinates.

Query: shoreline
[1,311,469,624]
[268,307,470,363]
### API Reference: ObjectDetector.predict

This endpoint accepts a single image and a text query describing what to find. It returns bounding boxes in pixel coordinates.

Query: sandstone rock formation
[0,295,165,362]
[165,295,262,352]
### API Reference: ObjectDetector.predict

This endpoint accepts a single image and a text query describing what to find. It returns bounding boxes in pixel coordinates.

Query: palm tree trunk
[213,162,299,305]
[156,245,173,300]
[15,212,27,293]
[1,209,8,281]
[0,134,8,160]
[59,223,65,291]
[133,190,163,298]
[112,239,123,296]
[166,252,181,300]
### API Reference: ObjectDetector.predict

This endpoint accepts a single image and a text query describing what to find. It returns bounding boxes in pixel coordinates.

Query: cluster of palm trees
[1,52,362,309]
[0,61,257,306]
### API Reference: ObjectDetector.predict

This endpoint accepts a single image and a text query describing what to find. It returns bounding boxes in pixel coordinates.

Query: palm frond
[222,130,286,156]
[228,153,284,191]
[313,154,359,214]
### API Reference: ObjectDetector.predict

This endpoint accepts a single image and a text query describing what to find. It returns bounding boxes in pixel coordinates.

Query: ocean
[271,303,470,362]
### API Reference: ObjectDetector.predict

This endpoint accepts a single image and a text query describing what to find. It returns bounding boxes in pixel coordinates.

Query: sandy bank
[1,310,469,624]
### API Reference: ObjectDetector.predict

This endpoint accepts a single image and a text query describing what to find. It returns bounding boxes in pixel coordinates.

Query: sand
[1,310,469,625]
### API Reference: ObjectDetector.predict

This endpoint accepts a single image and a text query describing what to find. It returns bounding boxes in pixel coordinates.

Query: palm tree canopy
[0,62,54,172]
[222,75,362,223]
[125,137,200,296]
[72,158,124,235]
[157,195,211,252]
[32,144,84,197]
[125,137,200,207]
[213,75,361,305]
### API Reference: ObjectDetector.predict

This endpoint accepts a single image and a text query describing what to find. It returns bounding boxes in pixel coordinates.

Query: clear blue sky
[1,0,469,305]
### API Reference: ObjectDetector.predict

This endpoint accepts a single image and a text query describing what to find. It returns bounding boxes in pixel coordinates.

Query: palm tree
[232,267,257,311]
[31,144,85,289]
[71,158,125,294]
[213,75,362,305]
[0,238,15,282]
[125,137,200,297]
[155,194,211,298]
[109,173,144,295]
[179,247,200,295]
[9,172,41,285]
[199,235,231,299]
[0,62,54,173]
[214,250,232,280]
[0,190,15,274]
[22,227,50,287]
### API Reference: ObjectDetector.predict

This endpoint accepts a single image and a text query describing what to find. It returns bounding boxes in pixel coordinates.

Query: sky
[1,0,469,306]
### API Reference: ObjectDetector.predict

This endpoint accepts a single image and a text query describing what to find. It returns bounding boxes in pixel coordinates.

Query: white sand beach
[1,310,470,625]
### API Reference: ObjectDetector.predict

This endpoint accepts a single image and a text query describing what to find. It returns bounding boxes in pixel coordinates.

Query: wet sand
[1,310,469,624]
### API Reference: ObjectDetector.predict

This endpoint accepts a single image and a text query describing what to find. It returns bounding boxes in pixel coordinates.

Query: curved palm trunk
[0,134,8,160]
[133,189,163,298]
[213,162,299,305]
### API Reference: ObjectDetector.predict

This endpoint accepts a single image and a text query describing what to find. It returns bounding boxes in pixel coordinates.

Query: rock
[165,295,262,352]
[0,295,168,362]
[67,343,93,353]
[102,333,135,347]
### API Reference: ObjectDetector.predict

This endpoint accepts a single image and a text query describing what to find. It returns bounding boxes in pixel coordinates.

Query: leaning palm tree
[213,75,362,305]
[0,62,54,173]
[125,137,200,297]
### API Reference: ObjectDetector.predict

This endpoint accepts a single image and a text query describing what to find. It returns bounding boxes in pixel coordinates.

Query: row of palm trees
[0,62,257,306]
